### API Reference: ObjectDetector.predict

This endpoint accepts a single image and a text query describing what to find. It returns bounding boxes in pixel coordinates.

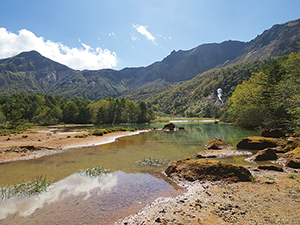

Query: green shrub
[74,134,88,138]
[92,129,104,136]
[22,135,28,138]
[126,127,137,132]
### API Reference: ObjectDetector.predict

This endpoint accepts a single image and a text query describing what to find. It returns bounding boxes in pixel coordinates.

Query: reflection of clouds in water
[0,173,117,219]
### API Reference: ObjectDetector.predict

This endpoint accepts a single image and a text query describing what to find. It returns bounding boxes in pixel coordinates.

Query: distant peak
[17,50,43,57]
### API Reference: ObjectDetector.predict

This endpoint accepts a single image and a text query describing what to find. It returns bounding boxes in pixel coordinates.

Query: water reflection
[0,172,117,219]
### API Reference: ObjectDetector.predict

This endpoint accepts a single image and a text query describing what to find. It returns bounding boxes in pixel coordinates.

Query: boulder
[262,129,286,138]
[163,123,175,131]
[281,147,300,168]
[247,148,278,161]
[165,157,252,182]
[237,136,287,150]
[286,159,300,168]
[204,139,232,150]
[258,165,284,172]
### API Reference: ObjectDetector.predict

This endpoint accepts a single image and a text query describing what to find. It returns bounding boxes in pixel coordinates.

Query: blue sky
[0,0,299,70]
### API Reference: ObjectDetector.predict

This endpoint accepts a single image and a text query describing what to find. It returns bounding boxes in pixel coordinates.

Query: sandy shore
[0,128,147,164]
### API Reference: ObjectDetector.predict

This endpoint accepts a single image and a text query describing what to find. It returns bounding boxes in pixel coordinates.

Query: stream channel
[0,122,259,224]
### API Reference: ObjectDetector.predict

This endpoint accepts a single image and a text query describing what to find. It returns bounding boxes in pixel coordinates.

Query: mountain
[0,18,299,100]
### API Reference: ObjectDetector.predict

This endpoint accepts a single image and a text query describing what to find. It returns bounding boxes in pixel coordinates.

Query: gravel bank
[116,167,300,224]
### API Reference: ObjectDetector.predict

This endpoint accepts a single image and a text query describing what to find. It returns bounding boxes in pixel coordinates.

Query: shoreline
[116,167,300,224]
[0,129,150,164]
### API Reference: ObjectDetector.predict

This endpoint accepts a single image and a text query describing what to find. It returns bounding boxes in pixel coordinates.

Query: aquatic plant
[81,166,111,177]
[137,156,173,167]
[0,176,51,201]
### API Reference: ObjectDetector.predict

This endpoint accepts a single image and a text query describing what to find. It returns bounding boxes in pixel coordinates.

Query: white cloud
[0,173,117,219]
[132,24,157,44]
[131,35,139,41]
[109,32,115,37]
[0,28,118,70]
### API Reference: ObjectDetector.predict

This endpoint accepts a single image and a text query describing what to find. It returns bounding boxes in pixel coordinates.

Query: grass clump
[262,175,276,180]
[284,186,300,199]
[0,176,51,200]
[74,134,88,138]
[288,173,298,179]
[137,156,173,167]
[126,127,137,132]
[81,166,111,177]
[22,135,28,138]
[92,129,104,136]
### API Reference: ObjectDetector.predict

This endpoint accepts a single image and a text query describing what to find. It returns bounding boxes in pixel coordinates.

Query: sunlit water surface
[0,123,259,224]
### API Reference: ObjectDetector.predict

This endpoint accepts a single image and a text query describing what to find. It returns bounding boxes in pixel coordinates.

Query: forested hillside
[124,61,262,117]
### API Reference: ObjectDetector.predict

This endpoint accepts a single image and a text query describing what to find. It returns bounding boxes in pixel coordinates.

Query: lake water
[0,123,259,224]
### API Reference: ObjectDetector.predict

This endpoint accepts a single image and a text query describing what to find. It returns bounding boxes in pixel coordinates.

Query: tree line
[0,94,155,127]
[223,51,300,133]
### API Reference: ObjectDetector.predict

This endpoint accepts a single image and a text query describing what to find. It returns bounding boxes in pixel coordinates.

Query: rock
[286,159,300,168]
[165,157,252,182]
[281,147,300,159]
[237,136,287,150]
[262,129,286,138]
[178,127,185,130]
[258,165,284,172]
[247,148,278,161]
[163,123,175,131]
[204,139,232,150]
[197,150,251,159]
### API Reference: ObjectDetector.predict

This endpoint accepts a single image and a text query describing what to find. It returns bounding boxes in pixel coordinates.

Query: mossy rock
[204,138,232,150]
[249,148,278,161]
[262,129,286,138]
[165,157,252,182]
[237,136,288,150]
[281,147,300,159]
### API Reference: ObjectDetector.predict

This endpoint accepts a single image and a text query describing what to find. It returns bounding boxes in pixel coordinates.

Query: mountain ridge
[0,18,299,100]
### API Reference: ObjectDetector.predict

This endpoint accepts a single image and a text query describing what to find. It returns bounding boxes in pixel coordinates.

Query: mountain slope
[0,18,299,100]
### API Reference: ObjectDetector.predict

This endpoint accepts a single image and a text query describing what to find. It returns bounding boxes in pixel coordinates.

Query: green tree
[33,106,60,125]
[227,72,266,128]
[63,101,79,124]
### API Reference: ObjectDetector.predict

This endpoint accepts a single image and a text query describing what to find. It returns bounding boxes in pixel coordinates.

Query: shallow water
[0,123,259,224]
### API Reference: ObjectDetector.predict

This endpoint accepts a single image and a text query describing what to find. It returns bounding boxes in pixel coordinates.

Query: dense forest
[224,51,300,133]
[0,94,154,127]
